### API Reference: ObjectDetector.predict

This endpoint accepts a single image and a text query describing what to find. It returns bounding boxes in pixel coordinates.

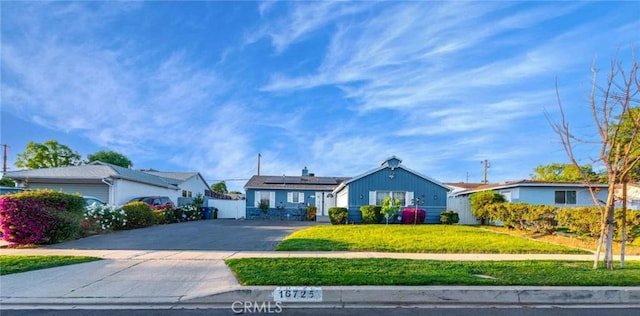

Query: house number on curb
[273,287,323,302]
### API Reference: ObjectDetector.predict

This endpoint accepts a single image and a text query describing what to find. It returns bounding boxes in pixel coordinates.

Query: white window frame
[369,191,413,206]
[287,192,305,203]
[255,191,276,208]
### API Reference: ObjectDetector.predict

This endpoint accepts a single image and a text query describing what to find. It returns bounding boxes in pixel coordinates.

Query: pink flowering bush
[0,190,84,246]
[401,208,425,224]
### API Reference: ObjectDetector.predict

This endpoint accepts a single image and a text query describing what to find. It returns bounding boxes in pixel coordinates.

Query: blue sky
[1,1,639,192]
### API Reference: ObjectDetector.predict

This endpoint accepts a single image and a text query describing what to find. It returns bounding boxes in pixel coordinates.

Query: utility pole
[2,144,7,174]
[481,159,490,184]
[257,153,261,176]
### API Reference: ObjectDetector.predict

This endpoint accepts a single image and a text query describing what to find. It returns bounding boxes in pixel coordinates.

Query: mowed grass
[0,255,101,275]
[226,258,640,286]
[276,225,589,254]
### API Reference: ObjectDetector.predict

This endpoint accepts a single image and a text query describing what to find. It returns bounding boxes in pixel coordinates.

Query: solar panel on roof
[263,177,337,185]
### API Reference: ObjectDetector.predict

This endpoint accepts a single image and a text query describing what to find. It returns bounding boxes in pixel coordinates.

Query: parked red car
[126,196,175,209]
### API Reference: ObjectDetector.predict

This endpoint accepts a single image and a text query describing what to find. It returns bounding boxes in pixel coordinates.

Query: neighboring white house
[614,182,640,210]
[141,170,211,204]
[5,161,207,206]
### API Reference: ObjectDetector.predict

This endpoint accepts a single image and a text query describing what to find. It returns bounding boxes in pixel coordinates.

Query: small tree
[15,140,81,169]
[381,196,401,225]
[87,150,133,168]
[469,191,506,225]
[211,181,228,194]
[548,51,639,269]
[0,177,15,187]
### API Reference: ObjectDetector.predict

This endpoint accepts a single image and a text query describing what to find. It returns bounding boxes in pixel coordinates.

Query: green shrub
[556,207,601,238]
[556,207,640,243]
[181,204,201,221]
[619,210,640,243]
[0,190,84,245]
[328,207,348,225]
[360,205,383,224]
[470,191,506,224]
[153,207,179,225]
[439,210,460,225]
[121,202,155,229]
[83,204,126,235]
[307,205,317,221]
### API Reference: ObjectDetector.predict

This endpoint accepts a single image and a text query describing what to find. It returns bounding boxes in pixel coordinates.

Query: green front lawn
[276,225,589,254]
[0,255,102,275]
[226,258,640,286]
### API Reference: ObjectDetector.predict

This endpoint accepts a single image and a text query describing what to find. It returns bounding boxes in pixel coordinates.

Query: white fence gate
[447,196,479,225]
[207,199,246,219]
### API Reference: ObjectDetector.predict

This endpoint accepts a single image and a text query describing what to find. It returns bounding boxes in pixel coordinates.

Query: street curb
[184,286,640,306]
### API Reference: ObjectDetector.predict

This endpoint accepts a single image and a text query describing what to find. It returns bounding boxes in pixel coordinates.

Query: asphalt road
[44,220,316,251]
[3,307,639,316]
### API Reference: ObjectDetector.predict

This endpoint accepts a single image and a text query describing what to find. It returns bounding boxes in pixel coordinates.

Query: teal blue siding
[346,167,448,223]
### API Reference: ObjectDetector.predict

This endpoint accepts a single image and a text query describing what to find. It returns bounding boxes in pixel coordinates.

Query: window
[255,191,275,208]
[392,191,406,206]
[287,192,304,203]
[372,191,409,206]
[555,190,577,204]
[375,191,390,206]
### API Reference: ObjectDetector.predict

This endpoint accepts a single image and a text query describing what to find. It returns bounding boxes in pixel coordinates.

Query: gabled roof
[245,175,350,191]
[341,157,450,191]
[445,182,486,190]
[453,179,610,196]
[142,171,210,188]
[5,161,179,189]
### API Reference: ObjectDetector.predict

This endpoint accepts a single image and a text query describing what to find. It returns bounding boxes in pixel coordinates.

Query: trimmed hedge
[328,207,348,225]
[440,210,460,225]
[360,205,382,224]
[485,202,640,243]
[402,208,425,224]
[120,202,155,229]
[0,190,84,245]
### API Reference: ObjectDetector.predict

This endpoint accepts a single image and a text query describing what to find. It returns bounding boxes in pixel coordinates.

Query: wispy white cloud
[247,1,371,53]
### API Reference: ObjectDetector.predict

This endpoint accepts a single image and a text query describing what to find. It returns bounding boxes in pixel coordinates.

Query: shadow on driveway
[46,220,319,251]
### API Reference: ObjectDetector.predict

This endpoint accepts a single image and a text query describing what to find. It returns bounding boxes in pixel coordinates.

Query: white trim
[454,181,608,197]
[344,164,450,191]
[269,192,275,208]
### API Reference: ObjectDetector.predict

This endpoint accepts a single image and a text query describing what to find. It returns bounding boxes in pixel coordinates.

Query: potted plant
[258,201,269,219]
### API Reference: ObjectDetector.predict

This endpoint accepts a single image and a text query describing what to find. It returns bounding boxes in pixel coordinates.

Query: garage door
[28,183,109,203]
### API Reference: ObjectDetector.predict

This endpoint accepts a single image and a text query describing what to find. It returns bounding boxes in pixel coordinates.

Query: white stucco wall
[179,175,210,197]
[113,179,181,206]
[336,187,349,208]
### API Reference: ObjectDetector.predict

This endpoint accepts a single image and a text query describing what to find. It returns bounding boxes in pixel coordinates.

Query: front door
[315,192,323,215]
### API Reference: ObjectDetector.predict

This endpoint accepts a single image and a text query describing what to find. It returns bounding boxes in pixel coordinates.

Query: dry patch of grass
[482,226,640,255]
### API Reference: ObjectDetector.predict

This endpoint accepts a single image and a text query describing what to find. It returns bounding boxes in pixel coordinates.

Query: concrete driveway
[45,220,317,251]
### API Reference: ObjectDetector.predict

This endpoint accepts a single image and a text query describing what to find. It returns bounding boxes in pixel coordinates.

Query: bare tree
[547,50,640,269]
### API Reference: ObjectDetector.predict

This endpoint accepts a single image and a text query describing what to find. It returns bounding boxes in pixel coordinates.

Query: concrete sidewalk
[2,248,640,309]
